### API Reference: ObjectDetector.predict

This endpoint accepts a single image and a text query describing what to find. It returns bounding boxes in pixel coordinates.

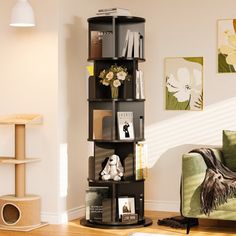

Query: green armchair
[181,148,236,233]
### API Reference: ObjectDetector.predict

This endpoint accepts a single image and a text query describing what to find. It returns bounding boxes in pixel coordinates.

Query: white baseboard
[41,205,85,224]
[67,205,85,221]
[41,201,179,224]
[145,200,180,212]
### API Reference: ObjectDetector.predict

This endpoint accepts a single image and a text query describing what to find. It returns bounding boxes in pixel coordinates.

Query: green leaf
[183,57,203,66]
[218,53,236,73]
[166,89,190,110]
[194,93,203,110]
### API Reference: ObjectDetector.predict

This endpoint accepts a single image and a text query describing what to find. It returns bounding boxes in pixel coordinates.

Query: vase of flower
[110,85,119,99]
[99,64,130,99]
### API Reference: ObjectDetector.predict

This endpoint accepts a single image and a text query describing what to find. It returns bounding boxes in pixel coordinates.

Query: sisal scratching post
[15,124,26,198]
[0,114,47,231]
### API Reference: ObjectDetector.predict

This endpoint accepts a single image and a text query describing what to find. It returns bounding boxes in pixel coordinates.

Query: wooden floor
[0,211,236,236]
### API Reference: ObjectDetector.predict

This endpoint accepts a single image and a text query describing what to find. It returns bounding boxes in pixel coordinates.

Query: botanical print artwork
[165,57,203,111]
[218,19,236,73]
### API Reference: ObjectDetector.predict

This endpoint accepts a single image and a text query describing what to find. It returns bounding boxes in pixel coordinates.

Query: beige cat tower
[0,114,46,231]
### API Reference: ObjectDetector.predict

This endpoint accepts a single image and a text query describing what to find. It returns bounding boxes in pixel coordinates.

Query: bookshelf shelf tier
[88,16,145,24]
[88,179,145,185]
[88,57,146,62]
[83,15,151,229]
[88,16,145,59]
[87,138,145,142]
[88,99,145,102]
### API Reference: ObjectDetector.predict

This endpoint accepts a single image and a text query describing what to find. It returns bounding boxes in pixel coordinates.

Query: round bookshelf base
[80,217,152,229]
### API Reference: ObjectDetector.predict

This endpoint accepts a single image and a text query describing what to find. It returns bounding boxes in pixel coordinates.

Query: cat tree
[0,114,46,231]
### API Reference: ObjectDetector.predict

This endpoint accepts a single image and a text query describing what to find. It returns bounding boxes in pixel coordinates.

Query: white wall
[0,0,60,222]
[1,0,236,225]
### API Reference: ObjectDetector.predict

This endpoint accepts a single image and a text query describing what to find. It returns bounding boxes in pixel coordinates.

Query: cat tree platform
[0,114,47,231]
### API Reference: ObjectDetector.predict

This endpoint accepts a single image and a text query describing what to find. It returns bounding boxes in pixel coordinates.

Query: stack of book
[96,7,131,16]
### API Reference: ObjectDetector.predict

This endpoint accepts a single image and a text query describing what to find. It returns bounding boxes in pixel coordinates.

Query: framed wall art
[218,19,236,73]
[165,57,203,111]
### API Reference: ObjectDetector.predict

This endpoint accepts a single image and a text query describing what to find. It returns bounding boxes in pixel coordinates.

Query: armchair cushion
[223,130,236,171]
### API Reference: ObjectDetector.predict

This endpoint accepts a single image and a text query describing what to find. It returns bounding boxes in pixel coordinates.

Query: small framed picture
[117,112,134,140]
[118,196,135,218]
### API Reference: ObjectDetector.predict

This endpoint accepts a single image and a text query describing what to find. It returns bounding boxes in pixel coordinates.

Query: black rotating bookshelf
[80,15,152,229]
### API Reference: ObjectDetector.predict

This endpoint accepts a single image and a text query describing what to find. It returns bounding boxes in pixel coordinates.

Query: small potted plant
[99,64,130,99]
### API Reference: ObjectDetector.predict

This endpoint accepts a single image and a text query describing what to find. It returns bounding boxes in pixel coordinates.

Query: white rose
[113,79,121,87]
[117,71,127,80]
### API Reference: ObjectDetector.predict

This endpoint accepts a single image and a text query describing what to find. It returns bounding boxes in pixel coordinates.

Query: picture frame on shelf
[117,111,134,140]
[118,196,135,219]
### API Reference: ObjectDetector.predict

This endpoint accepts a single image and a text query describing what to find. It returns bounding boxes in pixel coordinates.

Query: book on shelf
[90,31,113,58]
[127,31,134,58]
[139,70,145,99]
[85,186,109,222]
[93,110,112,139]
[96,8,131,16]
[121,29,130,57]
[135,142,148,180]
[123,154,134,180]
[102,31,113,57]
[139,34,144,58]
[90,31,103,58]
[133,32,140,58]
[122,31,143,58]
[135,70,145,99]
[135,70,140,99]
[117,111,134,140]
[98,7,129,12]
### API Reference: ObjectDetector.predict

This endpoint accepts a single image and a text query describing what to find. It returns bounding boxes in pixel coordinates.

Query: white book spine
[121,29,130,57]
[133,32,140,58]
[136,70,140,99]
[139,70,145,99]
[127,31,134,58]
